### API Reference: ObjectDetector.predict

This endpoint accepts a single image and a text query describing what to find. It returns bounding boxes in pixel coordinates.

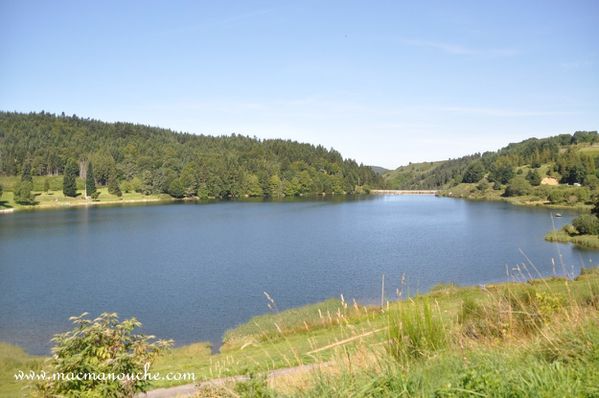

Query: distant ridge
[382,131,599,190]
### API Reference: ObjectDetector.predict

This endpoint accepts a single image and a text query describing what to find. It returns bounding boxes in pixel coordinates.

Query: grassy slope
[383,142,599,210]
[163,268,599,396]
[382,161,442,189]
[0,344,43,397]
[3,268,599,397]
[437,180,592,211]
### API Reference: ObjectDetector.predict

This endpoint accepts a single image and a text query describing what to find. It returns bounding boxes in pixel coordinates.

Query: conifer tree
[63,160,78,197]
[107,173,122,197]
[85,161,96,197]
[21,161,33,182]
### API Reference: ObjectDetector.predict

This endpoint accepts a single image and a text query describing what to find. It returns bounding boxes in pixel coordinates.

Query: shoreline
[2,265,598,396]
[545,229,599,249]
[2,188,591,215]
[0,191,374,215]
[436,190,591,212]
[0,196,178,214]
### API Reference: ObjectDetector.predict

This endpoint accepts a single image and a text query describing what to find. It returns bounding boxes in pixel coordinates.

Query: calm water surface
[1,195,597,354]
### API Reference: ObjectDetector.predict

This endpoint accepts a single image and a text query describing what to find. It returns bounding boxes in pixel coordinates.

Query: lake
[1,195,597,355]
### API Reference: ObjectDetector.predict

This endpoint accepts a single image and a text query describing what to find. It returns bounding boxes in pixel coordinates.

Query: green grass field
[2,267,598,397]
[0,178,174,212]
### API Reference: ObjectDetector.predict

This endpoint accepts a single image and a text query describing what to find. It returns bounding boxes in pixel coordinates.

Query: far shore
[370,189,438,195]
[0,188,375,214]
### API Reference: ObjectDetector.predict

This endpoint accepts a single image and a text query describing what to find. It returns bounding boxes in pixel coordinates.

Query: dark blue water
[0,195,596,355]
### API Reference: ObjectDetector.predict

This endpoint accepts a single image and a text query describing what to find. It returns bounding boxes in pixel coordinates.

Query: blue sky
[1,1,598,168]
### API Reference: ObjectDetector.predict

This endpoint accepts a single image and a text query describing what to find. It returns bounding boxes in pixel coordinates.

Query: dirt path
[136,362,330,398]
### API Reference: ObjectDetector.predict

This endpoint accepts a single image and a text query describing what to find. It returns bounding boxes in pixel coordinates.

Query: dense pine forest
[0,112,380,199]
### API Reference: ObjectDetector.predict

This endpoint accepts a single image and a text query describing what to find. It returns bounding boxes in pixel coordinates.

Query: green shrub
[34,313,172,397]
[548,189,566,204]
[503,176,531,197]
[476,180,489,192]
[585,174,599,189]
[167,178,185,198]
[562,223,577,235]
[14,180,35,204]
[572,214,599,235]
[108,176,122,197]
[462,162,485,183]
[234,373,274,398]
[449,366,510,396]
[526,169,542,186]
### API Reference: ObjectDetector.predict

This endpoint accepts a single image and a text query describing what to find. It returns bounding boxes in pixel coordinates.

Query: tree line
[0,111,381,201]
[386,131,599,190]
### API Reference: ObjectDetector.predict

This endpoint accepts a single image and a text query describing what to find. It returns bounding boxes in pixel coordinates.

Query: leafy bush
[585,174,599,189]
[34,313,172,397]
[234,373,274,398]
[167,178,185,198]
[562,223,577,235]
[462,161,485,183]
[526,169,541,186]
[13,180,35,204]
[503,176,531,197]
[476,180,489,192]
[547,189,566,204]
[546,186,591,205]
[489,157,514,184]
[572,214,599,235]
[108,176,122,197]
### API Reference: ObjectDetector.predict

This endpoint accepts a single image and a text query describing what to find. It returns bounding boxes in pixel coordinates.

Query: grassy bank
[438,181,593,211]
[0,177,183,212]
[2,267,599,397]
[545,228,599,249]
[0,344,43,397]
[0,176,368,214]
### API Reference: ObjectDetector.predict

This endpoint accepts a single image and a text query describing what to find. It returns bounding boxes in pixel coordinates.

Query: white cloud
[399,38,519,57]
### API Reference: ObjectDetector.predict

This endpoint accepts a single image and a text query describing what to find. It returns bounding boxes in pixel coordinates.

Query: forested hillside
[384,131,599,191]
[0,112,380,199]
